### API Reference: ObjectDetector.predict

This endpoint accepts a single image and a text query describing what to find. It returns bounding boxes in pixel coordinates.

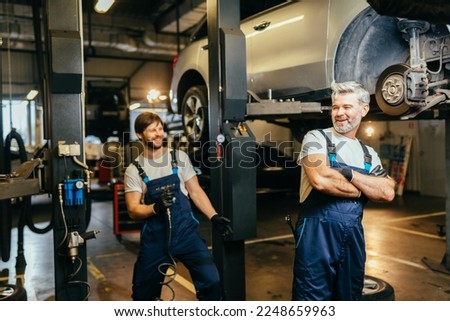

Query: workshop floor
[1,190,449,301]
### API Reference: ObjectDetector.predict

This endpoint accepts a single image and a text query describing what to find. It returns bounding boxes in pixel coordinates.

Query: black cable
[156,208,177,301]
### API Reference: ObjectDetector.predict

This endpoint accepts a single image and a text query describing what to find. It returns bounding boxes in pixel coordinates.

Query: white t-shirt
[298,128,383,203]
[124,148,197,197]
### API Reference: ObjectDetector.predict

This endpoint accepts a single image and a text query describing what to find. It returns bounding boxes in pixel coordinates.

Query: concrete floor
[1,190,449,301]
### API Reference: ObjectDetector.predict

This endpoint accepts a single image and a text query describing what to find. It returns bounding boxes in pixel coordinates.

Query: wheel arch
[175,70,207,114]
[334,7,409,94]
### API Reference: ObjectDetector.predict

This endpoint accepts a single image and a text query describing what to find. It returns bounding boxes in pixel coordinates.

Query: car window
[241,0,288,20]
[189,0,289,42]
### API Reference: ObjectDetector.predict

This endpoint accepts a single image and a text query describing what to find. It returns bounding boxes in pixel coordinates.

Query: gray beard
[333,114,362,134]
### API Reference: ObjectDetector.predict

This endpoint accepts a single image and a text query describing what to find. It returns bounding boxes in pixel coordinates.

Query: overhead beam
[155,0,206,34]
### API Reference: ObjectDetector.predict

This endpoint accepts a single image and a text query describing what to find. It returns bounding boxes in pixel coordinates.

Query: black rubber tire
[0,284,28,301]
[181,85,209,143]
[362,275,395,301]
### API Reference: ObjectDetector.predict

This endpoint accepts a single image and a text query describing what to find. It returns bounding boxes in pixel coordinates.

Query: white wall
[246,119,295,157]
[418,119,446,197]
[358,119,446,196]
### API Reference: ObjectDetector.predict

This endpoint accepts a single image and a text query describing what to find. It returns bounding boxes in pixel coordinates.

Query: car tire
[0,284,28,301]
[181,85,209,143]
[362,275,395,301]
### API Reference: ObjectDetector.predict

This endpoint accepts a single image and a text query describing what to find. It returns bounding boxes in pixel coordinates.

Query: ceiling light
[26,89,39,100]
[129,103,141,110]
[365,126,374,137]
[147,89,160,102]
[94,0,115,14]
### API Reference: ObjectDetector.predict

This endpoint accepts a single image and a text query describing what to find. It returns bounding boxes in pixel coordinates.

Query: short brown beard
[146,141,163,150]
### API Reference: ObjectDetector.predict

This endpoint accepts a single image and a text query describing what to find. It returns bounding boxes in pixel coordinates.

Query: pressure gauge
[75,180,84,189]
[217,134,225,144]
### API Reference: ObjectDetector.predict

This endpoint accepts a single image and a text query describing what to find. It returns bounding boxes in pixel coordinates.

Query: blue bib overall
[131,151,221,301]
[293,130,371,300]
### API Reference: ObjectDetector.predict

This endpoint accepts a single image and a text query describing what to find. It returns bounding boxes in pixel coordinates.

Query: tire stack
[362,275,395,301]
[0,284,27,301]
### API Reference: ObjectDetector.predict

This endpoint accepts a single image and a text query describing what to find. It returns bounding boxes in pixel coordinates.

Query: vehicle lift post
[46,0,92,300]
[444,119,450,270]
[207,0,257,300]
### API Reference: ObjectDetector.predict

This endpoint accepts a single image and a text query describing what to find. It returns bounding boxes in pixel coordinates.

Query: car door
[244,0,330,99]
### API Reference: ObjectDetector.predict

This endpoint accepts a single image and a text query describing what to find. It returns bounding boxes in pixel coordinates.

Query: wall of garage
[1,48,174,143]
[358,119,446,197]
[84,57,173,102]
[1,50,174,105]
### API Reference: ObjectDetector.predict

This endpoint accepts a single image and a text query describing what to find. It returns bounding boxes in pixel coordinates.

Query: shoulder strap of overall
[318,129,337,164]
[170,149,178,174]
[358,140,372,173]
[319,129,372,172]
[133,161,150,184]
[134,149,179,183]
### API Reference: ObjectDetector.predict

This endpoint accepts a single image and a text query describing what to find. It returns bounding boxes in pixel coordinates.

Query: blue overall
[293,130,372,300]
[131,151,221,301]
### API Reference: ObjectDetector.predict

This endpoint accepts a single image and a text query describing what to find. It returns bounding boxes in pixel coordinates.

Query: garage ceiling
[1,0,285,60]
[0,0,206,60]
[0,0,286,102]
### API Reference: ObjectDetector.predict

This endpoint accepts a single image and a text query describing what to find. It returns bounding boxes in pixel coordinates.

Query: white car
[170,0,450,142]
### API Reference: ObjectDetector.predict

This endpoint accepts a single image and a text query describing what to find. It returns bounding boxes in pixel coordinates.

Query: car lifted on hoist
[169,0,450,142]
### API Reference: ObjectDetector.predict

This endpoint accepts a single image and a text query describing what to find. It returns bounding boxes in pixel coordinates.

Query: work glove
[370,165,388,177]
[153,189,175,214]
[334,167,354,181]
[210,214,233,237]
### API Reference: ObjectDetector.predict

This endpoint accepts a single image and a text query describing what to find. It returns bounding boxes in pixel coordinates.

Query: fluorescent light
[129,103,141,110]
[26,89,39,100]
[94,0,115,14]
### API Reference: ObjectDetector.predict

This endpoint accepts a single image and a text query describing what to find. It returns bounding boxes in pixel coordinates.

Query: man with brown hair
[124,112,232,300]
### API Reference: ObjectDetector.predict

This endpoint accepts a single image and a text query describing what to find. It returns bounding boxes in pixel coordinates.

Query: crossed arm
[301,153,395,202]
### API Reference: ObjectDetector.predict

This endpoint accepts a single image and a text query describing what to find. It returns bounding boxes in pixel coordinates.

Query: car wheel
[362,275,395,301]
[0,284,27,301]
[181,85,209,143]
[375,64,410,116]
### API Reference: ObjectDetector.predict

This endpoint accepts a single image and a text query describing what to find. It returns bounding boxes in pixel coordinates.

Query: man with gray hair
[292,81,395,300]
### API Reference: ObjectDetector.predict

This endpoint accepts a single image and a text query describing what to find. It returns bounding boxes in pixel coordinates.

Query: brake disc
[375,63,411,116]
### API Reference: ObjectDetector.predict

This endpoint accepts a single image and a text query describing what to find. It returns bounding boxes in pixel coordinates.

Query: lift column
[445,119,450,269]
[207,0,257,300]
[46,0,90,300]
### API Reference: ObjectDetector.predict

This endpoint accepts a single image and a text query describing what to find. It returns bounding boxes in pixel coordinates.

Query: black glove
[211,214,233,237]
[153,190,175,214]
[334,167,353,181]
[370,165,388,177]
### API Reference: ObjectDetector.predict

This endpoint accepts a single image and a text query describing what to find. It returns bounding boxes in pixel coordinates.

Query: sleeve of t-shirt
[177,150,197,183]
[367,146,384,173]
[124,163,144,193]
[298,130,328,162]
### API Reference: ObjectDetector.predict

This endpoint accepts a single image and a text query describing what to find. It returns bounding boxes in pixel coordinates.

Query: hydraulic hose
[1,129,28,262]
[25,141,53,234]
